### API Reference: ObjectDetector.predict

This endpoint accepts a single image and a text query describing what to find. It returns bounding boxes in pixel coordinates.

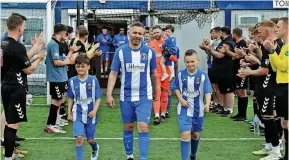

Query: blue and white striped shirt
[174,69,212,117]
[67,75,102,124]
[111,44,157,102]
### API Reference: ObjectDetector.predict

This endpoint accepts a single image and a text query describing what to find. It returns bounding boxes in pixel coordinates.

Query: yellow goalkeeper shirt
[269,43,288,84]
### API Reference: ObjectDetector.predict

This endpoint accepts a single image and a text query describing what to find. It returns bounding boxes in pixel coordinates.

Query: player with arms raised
[106,22,158,160]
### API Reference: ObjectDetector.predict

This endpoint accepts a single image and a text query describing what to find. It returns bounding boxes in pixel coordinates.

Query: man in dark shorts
[1,13,45,159]
[239,20,282,159]
[206,27,235,117]
[223,28,249,121]
[200,27,223,112]
[264,17,288,160]
[45,24,78,134]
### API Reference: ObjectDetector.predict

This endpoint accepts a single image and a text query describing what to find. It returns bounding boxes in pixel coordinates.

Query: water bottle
[253,115,260,135]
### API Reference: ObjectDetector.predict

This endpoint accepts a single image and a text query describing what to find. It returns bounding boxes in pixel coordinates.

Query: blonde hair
[259,20,275,28]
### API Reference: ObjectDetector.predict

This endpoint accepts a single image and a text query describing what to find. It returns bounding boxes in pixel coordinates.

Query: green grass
[1,96,271,160]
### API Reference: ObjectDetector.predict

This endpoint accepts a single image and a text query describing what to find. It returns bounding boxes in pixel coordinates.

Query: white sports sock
[271,146,280,154]
[155,113,159,118]
[161,112,166,117]
[5,157,12,160]
[127,154,134,159]
[227,108,233,113]
[105,67,108,72]
[265,143,272,150]
[56,111,60,125]
[259,123,265,128]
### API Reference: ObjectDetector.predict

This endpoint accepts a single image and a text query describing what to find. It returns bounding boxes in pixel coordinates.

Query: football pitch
[1,96,272,160]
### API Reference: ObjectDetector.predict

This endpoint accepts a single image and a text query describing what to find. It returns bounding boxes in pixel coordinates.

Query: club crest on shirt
[140,53,147,61]
[196,78,200,84]
[285,51,288,56]
[87,83,92,89]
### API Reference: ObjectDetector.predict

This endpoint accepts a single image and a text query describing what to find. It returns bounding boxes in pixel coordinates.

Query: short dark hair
[279,17,288,26]
[162,28,166,31]
[270,18,279,24]
[145,26,150,30]
[210,27,221,33]
[220,26,231,35]
[165,24,174,33]
[54,24,67,34]
[102,26,108,30]
[67,26,74,34]
[75,54,90,65]
[130,22,144,29]
[184,49,198,57]
[232,28,243,38]
[7,13,27,30]
[152,25,162,30]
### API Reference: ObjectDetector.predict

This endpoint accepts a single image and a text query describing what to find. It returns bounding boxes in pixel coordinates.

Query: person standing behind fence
[70,28,101,76]
[113,28,128,50]
[96,26,112,77]
[44,24,79,134]
[1,13,45,160]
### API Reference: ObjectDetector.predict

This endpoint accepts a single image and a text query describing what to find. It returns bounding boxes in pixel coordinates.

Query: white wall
[231,10,288,39]
[157,10,225,72]
[164,9,287,72]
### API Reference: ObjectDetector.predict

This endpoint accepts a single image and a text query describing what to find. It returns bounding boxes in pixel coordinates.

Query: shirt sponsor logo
[54,52,60,57]
[183,88,200,98]
[75,97,93,105]
[126,63,145,72]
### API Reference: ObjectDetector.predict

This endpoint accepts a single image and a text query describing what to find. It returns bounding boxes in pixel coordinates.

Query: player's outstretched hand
[68,113,73,121]
[94,50,102,56]
[180,98,189,108]
[88,110,97,118]
[106,95,116,108]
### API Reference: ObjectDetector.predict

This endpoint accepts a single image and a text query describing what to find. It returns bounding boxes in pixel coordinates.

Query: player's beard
[131,37,140,46]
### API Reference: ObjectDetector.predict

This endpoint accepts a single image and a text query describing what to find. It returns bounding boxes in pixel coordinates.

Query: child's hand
[88,110,97,118]
[68,113,73,121]
[204,104,210,113]
[180,98,189,108]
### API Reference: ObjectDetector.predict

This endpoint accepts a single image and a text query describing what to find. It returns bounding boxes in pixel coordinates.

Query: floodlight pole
[147,0,151,27]
[83,0,88,29]
[77,0,80,27]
